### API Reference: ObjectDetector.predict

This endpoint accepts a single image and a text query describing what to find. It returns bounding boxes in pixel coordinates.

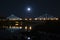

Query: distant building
[6,14,58,20]
[38,14,55,18]
[35,14,58,20]
[7,14,20,20]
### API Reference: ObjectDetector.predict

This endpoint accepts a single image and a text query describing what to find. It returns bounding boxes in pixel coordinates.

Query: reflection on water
[7,28,20,32]
[0,28,60,40]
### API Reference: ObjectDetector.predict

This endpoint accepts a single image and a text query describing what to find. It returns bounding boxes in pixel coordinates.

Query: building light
[25,26,27,30]
[47,18,50,20]
[50,18,54,20]
[29,18,32,20]
[29,26,32,30]
[35,18,37,20]
[15,24,19,25]
[43,18,46,20]
[19,18,22,20]
[56,18,59,20]
[40,18,42,20]
[25,18,28,20]
[12,19,16,20]
[20,26,22,29]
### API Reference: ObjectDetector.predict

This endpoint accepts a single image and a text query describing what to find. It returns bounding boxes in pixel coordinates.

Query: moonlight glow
[27,8,31,11]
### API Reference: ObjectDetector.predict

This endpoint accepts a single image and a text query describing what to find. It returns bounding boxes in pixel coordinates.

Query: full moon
[27,8,31,11]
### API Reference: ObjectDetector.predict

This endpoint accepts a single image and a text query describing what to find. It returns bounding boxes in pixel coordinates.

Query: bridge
[0,14,60,40]
[0,14,60,32]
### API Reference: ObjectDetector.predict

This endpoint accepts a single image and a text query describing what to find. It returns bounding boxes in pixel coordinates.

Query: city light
[29,26,32,30]
[11,19,16,20]
[56,18,59,20]
[47,18,50,20]
[35,18,37,20]
[25,26,27,30]
[39,18,42,20]
[50,18,54,20]
[15,23,19,25]
[19,18,22,20]
[19,26,22,29]
[29,18,32,20]
[43,18,46,20]
[25,18,28,20]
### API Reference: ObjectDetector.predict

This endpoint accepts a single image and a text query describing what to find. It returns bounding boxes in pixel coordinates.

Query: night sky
[0,0,59,17]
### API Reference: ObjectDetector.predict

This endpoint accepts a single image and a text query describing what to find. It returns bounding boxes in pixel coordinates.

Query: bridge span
[0,18,60,31]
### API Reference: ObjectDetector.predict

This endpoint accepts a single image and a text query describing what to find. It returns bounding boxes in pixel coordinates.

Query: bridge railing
[5,18,59,21]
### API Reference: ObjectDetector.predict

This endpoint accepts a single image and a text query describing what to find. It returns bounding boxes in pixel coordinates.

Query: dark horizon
[0,0,60,17]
